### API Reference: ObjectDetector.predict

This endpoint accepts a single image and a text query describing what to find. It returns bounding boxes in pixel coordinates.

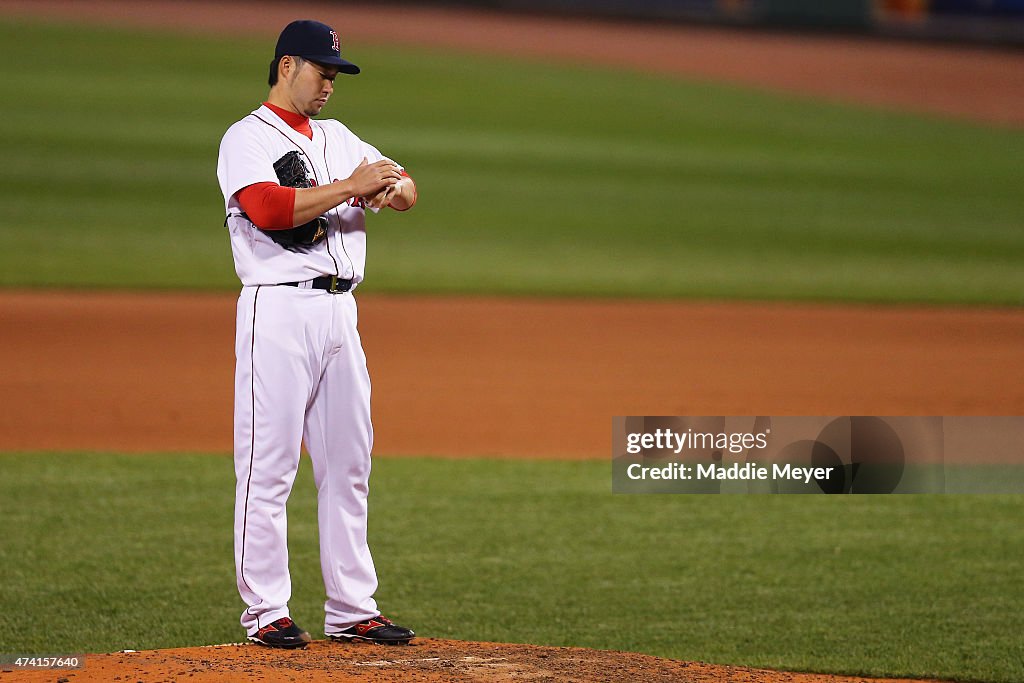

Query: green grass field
[1,18,1022,304]
[1,453,1022,682]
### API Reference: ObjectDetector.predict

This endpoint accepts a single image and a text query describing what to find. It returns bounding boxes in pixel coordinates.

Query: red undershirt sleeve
[236,182,297,230]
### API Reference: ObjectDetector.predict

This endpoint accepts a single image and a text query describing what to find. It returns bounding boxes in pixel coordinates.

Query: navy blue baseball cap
[275,20,360,74]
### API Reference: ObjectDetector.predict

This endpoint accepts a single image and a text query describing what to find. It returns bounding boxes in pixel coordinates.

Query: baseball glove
[263,151,328,249]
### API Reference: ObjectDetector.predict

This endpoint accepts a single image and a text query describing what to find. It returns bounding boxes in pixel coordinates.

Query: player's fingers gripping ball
[366,185,394,210]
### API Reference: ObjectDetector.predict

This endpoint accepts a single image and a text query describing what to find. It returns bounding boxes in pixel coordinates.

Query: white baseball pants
[233,285,379,636]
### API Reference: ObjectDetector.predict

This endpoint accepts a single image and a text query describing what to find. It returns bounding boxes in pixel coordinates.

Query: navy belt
[283,275,352,293]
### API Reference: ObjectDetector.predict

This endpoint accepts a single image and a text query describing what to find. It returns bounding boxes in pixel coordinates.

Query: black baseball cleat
[327,614,415,645]
[249,617,313,649]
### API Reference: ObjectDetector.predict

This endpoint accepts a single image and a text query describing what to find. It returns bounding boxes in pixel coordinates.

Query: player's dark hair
[268,55,304,86]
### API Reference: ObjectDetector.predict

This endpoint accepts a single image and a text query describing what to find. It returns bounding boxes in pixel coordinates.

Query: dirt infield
[2,0,1024,126]
[3,291,1023,458]
[8,639,945,683]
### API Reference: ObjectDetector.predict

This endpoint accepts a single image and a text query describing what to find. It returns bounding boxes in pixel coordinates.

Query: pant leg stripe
[239,285,261,607]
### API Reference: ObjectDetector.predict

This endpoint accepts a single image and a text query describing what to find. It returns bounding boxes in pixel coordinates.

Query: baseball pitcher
[216,19,417,649]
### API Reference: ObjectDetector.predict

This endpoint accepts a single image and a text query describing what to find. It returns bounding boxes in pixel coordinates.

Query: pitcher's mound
[24,638,942,682]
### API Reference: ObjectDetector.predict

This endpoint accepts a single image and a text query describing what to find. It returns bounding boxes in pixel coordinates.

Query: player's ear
[272,56,291,86]
[283,56,304,82]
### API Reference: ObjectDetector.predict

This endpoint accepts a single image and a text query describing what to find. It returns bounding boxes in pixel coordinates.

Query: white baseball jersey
[217,104,394,287]
[217,104,404,638]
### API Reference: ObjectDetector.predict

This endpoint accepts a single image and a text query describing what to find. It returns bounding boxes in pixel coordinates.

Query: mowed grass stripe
[0,452,1022,683]
[0,18,1022,302]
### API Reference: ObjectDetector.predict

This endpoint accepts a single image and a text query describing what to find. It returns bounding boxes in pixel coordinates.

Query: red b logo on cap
[330,30,340,53]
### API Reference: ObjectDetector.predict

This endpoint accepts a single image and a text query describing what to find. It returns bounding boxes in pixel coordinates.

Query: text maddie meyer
[626,462,835,484]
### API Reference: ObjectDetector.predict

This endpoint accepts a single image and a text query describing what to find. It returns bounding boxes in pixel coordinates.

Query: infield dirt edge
[5,638,950,683]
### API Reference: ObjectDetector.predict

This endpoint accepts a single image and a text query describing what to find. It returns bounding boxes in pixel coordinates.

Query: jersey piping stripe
[248,112,341,278]
[312,119,356,281]
[238,285,261,612]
